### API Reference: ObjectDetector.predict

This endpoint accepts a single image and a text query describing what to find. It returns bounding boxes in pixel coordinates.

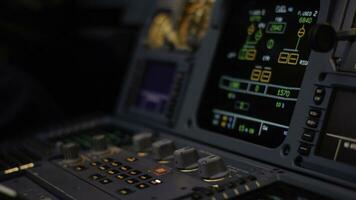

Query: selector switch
[133,132,153,152]
[198,155,229,181]
[92,135,109,153]
[152,139,176,161]
[62,142,80,162]
[174,147,199,171]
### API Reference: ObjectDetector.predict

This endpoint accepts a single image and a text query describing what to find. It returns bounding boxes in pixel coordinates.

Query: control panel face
[197,0,320,148]
[316,89,356,167]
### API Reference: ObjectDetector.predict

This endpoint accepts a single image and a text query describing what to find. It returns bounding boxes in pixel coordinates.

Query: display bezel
[196,0,321,148]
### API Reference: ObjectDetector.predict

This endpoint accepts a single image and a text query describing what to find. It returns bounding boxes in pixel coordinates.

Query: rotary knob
[132,132,153,152]
[310,24,337,52]
[174,147,199,171]
[62,142,80,162]
[198,155,229,181]
[152,139,176,161]
[92,134,109,153]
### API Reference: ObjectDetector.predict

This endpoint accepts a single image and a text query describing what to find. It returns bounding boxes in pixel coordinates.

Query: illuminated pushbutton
[198,155,229,181]
[132,132,153,153]
[152,139,176,161]
[174,147,199,171]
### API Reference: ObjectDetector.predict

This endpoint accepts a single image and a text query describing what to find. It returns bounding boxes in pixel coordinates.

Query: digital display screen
[197,0,320,147]
[135,60,176,114]
[316,90,356,167]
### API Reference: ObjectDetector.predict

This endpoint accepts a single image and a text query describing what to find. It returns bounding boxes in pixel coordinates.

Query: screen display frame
[196,0,321,148]
[121,51,192,125]
[316,88,356,168]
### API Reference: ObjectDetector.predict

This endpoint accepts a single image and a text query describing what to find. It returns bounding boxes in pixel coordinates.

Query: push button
[116,174,129,180]
[153,166,169,176]
[119,166,131,171]
[139,174,152,180]
[313,87,325,105]
[98,165,110,171]
[149,179,163,185]
[90,161,101,167]
[117,188,134,195]
[136,183,150,189]
[107,169,120,175]
[102,158,114,163]
[73,165,86,172]
[89,174,104,181]
[306,118,318,128]
[99,178,112,185]
[302,130,316,142]
[126,157,138,162]
[129,170,141,175]
[309,109,322,118]
[111,161,121,167]
[125,178,139,184]
[298,143,312,156]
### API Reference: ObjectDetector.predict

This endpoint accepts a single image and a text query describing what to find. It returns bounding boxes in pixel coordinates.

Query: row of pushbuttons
[89,157,162,195]
[73,156,163,196]
[298,87,326,156]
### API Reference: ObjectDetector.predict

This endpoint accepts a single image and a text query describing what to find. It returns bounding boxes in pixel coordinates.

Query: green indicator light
[238,125,245,133]
[255,29,263,41]
[230,81,240,89]
[248,128,255,135]
[266,39,275,49]
[266,22,286,34]
[227,93,235,99]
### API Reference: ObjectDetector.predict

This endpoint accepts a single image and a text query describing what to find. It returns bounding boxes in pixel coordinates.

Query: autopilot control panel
[1,0,356,199]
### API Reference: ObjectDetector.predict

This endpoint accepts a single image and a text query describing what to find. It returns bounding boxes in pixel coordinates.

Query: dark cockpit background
[0,0,150,136]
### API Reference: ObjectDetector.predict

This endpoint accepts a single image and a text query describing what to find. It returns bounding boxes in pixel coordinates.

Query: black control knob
[174,147,199,170]
[310,24,337,52]
[198,155,229,180]
[132,132,153,152]
[62,143,80,161]
[92,135,108,152]
[152,139,176,161]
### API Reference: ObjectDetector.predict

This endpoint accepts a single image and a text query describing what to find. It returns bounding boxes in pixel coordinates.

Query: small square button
[116,174,129,180]
[153,166,169,175]
[102,158,114,163]
[107,169,120,175]
[111,161,121,167]
[309,109,322,118]
[119,166,131,171]
[90,162,101,167]
[126,157,138,162]
[139,174,152,180]
[298,143,311,156]
[117,188,134,196]
[89,174,104,181]
[125,178,139,184]
[129,170,141,175]
[302,130,316,142]
[136,183,149,189]
[149,179,163,185]
[73,165,87,171]
[99,178,112,185]
[98,165,110,171]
